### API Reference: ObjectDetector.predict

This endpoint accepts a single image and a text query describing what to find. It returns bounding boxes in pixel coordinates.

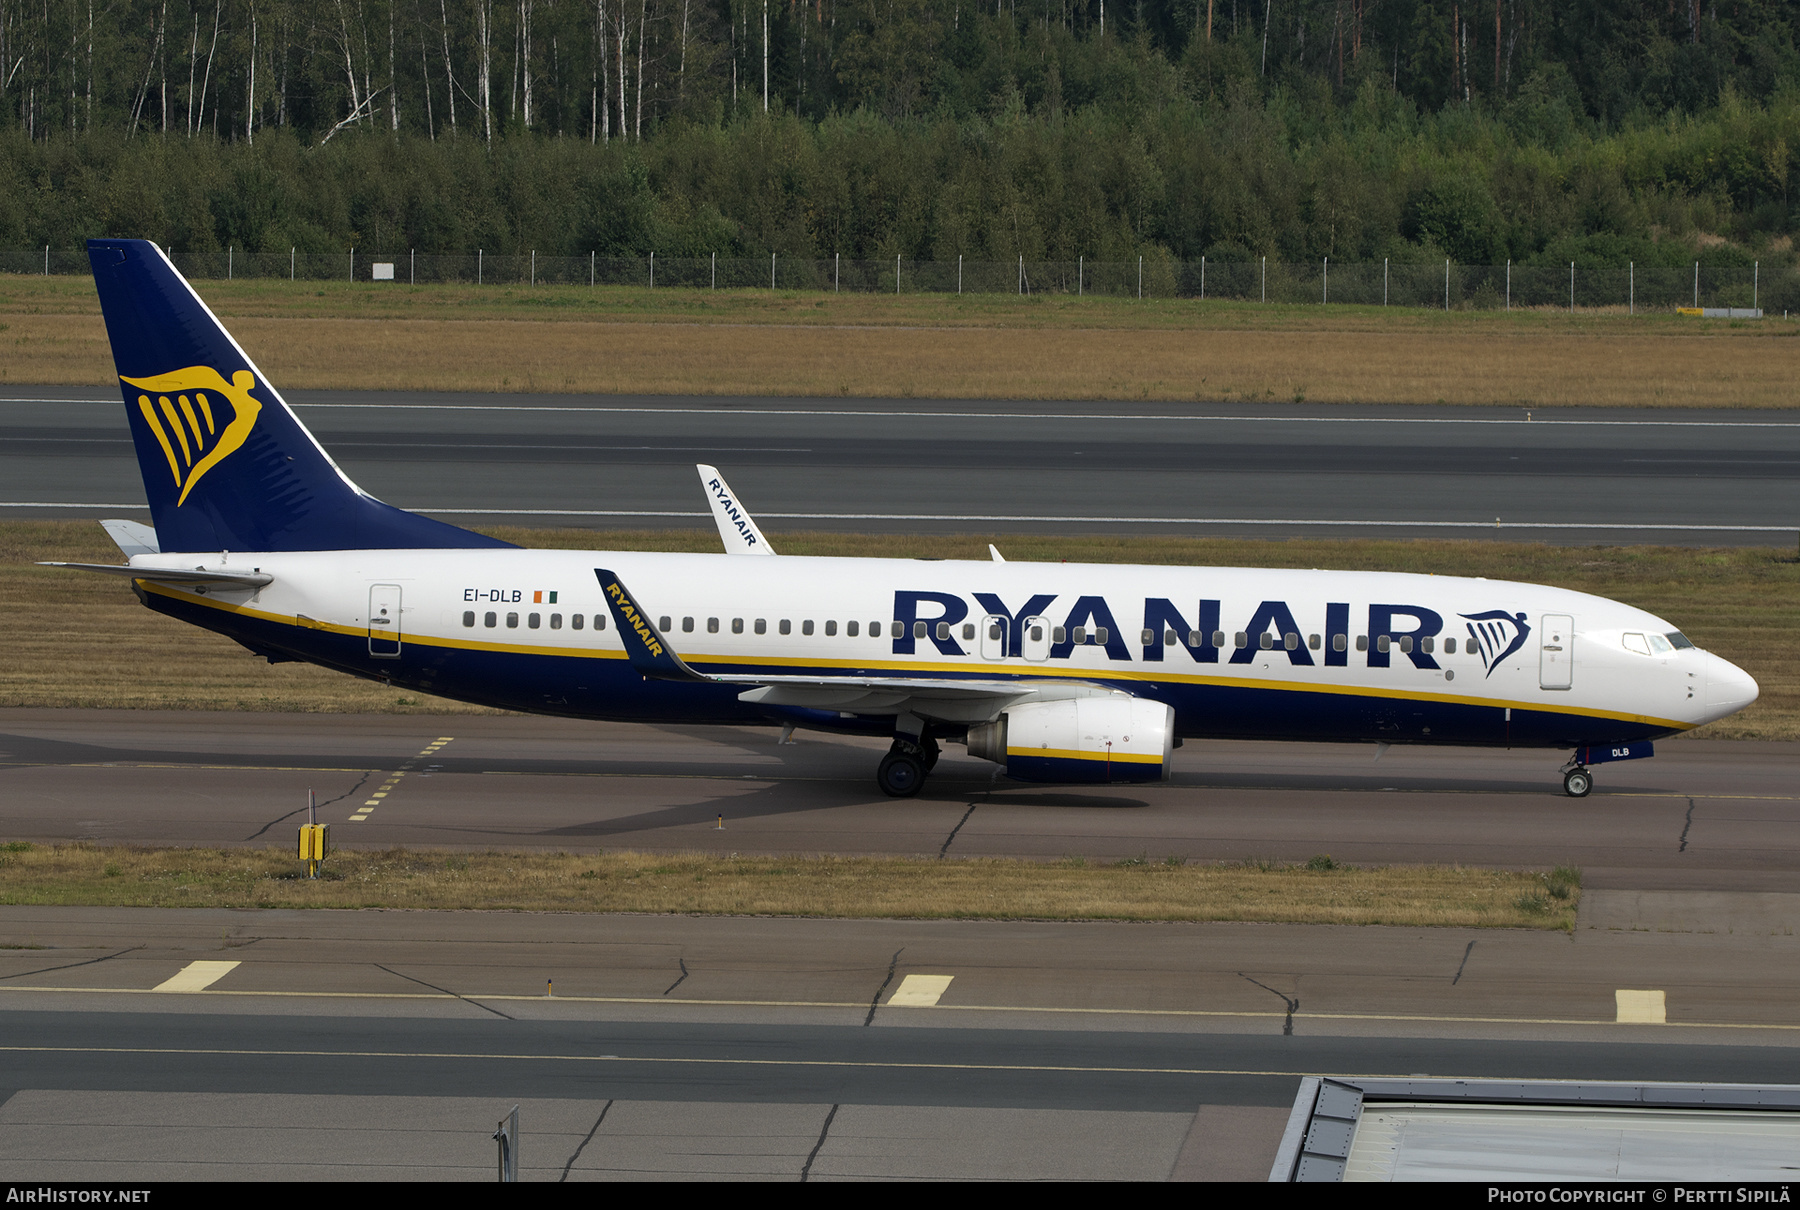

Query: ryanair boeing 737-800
[49,239,1759,799]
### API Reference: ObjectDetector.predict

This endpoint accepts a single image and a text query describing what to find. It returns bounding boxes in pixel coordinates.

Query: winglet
[697,464,777,555]
[595,569,711,682]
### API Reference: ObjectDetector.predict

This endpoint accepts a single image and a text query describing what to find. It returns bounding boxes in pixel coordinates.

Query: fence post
[1078,255,1082,296]
[1019,255,1023,295]
[592,251,596,288]
[1754,261,1759,311]
[43,245,47,275]
[228,245,233,280]
[834,253,838,293]
[1444,259,1449,311]
[1569,262,1574,313]
[648,251,653,288]
[532,250,537,287]
[1693,261,1699,308]
[1261,257,1266,303]
[897,253,901,295]
[1629,262,1633,315]
[1322,256,1327,304]
[291,247,295,281]
[1200,256,1205,300]
[1506,260,1510,311]
[771,252,776,291]
[411,248,416,285]
[1384,257,1388,306]
[350,247,355,282]
[478,249,482,285]
[959,255,963,295]
[1138,255,1142,300]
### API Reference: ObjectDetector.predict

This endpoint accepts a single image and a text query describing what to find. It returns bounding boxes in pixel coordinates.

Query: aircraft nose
[1704,653,1759,718]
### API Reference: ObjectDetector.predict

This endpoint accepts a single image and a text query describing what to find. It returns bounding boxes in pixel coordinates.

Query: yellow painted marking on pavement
[0,983,1792,1031]
[150,961,241,993]
[888,974,955,1007]
[1616,989,1668,1024]
[0,1042,1406,1080]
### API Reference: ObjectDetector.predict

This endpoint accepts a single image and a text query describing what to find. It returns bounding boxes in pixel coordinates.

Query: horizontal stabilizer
[100,519,160,557]
[39,561,272,589]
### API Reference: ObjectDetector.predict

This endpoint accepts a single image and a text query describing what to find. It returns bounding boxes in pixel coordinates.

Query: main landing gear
[877,735,940,798]
[1561,762,1593,798]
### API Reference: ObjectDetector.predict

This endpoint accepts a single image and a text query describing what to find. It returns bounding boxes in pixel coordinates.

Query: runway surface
[3,903,1799,1179]
[5,709,1800,1178]
[6,388,1799,544]
[4,710,1798,891]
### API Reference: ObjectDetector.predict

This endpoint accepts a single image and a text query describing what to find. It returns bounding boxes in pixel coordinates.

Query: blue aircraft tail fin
[87,238,513,553]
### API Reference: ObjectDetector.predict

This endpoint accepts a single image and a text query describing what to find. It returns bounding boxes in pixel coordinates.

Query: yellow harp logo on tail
[120,367,263,506]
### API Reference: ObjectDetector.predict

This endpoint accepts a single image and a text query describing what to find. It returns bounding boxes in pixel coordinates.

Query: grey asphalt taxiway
[6,387,1800,544]
[4,712,1800,1178]
[5,710,1799,890]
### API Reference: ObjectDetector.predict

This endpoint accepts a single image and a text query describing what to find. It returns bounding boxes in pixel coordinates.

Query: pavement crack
[800,1104,839,1183]
[373,963,514,1019]
[1452,940,1476,985]
[1679,797,1696,852]
[864,948,904,1026]
[559,1099,613,1182]
[662,958,689,996]
[1238,973,1299,1036]
[244,772,373,840]
[938,803,979,858]
[0,944,145,983]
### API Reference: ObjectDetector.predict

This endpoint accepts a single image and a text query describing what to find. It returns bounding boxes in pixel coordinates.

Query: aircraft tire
[1563,767,1593,798]
[877,751,927,798]
[921,738,941,772]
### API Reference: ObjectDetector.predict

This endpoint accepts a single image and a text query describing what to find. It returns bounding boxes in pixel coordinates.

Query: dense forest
[1,0,1796,275]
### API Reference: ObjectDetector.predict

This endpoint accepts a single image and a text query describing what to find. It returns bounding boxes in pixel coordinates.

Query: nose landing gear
[1561,763,1593,798]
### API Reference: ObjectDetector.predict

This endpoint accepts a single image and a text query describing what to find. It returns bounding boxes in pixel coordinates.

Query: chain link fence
[3,247,1785,312]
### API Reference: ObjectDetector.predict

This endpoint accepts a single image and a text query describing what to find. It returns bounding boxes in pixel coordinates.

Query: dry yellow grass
[0,843,1582,929]
[6,521,1795,737]
[3,277,1796,406]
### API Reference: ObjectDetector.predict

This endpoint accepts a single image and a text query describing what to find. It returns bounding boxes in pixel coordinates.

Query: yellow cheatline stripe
[141,585,1693,732]
[1007,747,1163,764]
[0,987,1790,1032]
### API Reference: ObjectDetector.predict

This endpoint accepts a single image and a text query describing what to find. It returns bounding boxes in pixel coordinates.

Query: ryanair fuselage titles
[60,238,1759,800]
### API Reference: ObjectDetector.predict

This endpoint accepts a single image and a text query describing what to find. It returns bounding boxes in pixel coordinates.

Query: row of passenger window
[459,610,1469,656]
[1136,630,1464,654]
[464,611,610,630]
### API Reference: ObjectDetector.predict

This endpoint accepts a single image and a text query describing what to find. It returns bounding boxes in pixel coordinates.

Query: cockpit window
[1622,633,1651,656]
[1665,631,1694,650]
[1649,633,1676,655]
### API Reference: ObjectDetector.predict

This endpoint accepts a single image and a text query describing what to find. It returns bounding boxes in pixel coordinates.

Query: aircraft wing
[594,567,1106,723]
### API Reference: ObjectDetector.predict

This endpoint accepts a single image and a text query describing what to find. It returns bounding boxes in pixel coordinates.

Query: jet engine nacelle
[965,695,1175,784]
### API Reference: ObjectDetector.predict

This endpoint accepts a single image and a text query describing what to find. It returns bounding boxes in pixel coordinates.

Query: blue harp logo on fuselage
[120,367,264,506]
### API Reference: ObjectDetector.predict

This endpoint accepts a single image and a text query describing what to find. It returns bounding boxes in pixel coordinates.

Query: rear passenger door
[368,584,403,658]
